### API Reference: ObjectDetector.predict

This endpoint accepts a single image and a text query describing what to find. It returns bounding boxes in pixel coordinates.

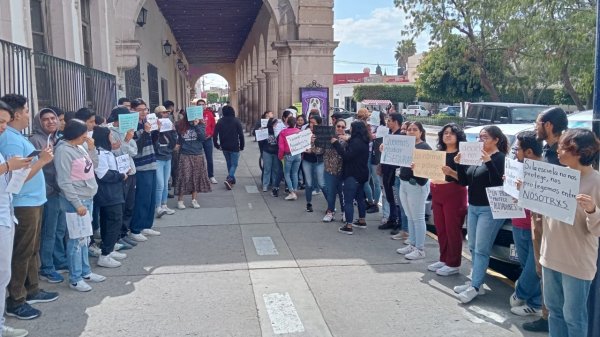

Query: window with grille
[81,0,93,67]
[147,63,159,111]
[161,78,168,104]
[125,57,142,99]
[30,0,49,53]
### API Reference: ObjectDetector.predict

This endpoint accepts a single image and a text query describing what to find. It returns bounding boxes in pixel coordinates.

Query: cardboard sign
[380,134,415,167]
[186,106,204,121]
[459,142,483,166]
[116,154,131,174]
[255,128,269,142]
[503,158,523,199]
[412,149,446,181]
[486,186,526,219]
[146,113,158,131]
[66,212,93,239]
[313,125,335,149]
[287,129,313,156]
[375,126,389,139]
[118,112,139,134]
[518,159,580,225]
[261,119,269,128]
[159,118,173,132]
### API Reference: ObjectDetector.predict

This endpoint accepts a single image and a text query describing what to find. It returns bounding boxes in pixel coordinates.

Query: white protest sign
[413,149,446,181]
[116,154,131,174]
[486,186,526,219]
[503,158,523,199]
[274,120,286,137]
[286,129,313,156]
[380,134,415,167]
[6,168,32,194]
[146,113,158,131]
[375,126,389,138]
[368,113,380,126]
[255,128,269,142]
[518,159,580,225]
[459,142,483,166]
[159,118,173,132]
[66,212,93,239]
[261,119,269,128]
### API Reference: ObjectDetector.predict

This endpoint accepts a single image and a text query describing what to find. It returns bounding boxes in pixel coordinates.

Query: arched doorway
[194,73,230,113]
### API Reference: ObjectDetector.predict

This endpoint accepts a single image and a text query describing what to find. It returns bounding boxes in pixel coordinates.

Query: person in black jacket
[378,113,404,231]
[332,121,370,235]
[213,105,244,190]
[260,118,281,196]
[153,106,178,218]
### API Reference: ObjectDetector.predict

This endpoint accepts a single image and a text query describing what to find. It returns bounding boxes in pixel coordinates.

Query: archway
[194,73,230,111]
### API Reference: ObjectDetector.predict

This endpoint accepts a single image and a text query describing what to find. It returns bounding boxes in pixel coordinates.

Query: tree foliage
[206,92,219,104]
[353,85,417,105]
[394,39,417,72]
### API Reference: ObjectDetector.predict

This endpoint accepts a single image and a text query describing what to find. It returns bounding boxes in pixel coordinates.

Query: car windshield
[511,107,546,123]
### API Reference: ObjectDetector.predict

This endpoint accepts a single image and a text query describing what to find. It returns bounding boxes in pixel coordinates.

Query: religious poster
[300,85,329,124]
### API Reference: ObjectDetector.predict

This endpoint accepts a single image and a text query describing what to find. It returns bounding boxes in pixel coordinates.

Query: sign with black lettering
[486,187,526,219]
[313,125,335,149]
[518,159,580,225]
[380,134,415,167]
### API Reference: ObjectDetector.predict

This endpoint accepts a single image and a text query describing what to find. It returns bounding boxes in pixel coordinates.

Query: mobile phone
[27,150,41,158]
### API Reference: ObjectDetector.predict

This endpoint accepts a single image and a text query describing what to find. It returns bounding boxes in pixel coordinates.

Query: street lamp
[177,59,184,71]
[163,40,172,56]
[136,7,148,27]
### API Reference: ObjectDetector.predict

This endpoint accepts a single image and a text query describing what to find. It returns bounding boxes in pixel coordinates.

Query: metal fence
[0,39,35,107]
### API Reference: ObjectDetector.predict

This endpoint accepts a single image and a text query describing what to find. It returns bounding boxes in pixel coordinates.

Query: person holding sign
[278,116,301,200]
[396,122,432,260]
[197,99,218,185]
[260,118,282,196]
[541,129,600,337]
[302,115,326,212]
[333,121,370,235]
[378,113,404,232]
[153,106,178,218]
[322,119,347,222]
[428,123,468,276]
[453,125,508,303]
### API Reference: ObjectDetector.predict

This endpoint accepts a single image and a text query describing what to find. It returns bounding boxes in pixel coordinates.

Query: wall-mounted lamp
[177,59,184,71]
[136,7,148,27]
[163,40,172,56]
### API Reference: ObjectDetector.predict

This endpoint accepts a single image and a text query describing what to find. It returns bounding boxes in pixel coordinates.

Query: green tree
[353,85,417,105]
[394,39,417,73]
[206,92,219,104]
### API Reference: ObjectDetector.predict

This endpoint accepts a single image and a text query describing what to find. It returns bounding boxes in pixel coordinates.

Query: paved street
[9,135,544,337]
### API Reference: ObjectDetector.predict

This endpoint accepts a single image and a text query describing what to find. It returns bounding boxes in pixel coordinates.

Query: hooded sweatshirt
[213,108,244,152]
[54,140,98,209]
[30,110,60,196]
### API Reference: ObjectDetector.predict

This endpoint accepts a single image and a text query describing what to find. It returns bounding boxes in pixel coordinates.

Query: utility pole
[594,0,600,168]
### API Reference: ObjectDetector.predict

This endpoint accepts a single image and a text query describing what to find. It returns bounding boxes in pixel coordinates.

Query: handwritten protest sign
[518,159,580,225]
[274,119,286,137]
[375,126,389,138]
[66,212,93,239]
[116,154,131,174]
[459,142,483,166]
[380,134,415,167]
[146,113,158,131]
[313,125,335,149]
[186,106,204,121]
[159,118,173,132]
[118,112,139,134]
[486,187,526,219]
[503,158,523,199]
[255,128,269,142]
[261,119,269,128]
[287,129,313,156]
[413,149,446,181]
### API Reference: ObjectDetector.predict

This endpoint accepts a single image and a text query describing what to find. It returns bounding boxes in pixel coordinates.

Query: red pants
[431,182,467,267]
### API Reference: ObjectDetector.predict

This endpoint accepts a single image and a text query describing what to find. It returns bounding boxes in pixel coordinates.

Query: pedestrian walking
[213,105,244,190]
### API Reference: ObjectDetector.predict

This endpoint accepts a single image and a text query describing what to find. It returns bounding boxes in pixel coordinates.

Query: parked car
[464,102,547,127]
[404,105,430,116]
[331,107,356,120]
[439,106,460,116]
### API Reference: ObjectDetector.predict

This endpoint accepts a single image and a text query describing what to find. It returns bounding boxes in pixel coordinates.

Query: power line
[334,59,398,67]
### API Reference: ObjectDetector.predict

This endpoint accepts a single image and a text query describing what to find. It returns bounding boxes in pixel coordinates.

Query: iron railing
[0,39,35,107]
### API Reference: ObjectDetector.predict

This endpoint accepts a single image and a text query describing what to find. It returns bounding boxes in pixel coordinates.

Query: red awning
[361,99,392,105]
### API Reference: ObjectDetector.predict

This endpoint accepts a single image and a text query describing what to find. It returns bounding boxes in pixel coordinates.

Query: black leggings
[100,204,124,256]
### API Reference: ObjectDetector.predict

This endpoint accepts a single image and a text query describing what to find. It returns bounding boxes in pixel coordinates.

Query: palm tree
[394,39,416,74]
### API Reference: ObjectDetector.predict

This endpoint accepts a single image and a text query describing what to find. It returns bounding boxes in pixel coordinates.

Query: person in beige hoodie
[541,128,600,337]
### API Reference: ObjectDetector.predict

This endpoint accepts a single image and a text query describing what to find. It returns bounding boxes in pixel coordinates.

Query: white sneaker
[405,249,426,260]
[177,201,186,209]
[98,255,122,268]
[427,261,446,272]
[2,325,29,337]
[141,228,161,236]
[210,177,218,184]
[285,192,297,200]
[403,239,412,245]
[511,305,542,317]
[436,265,460,276]
[322,212,334,222]
[458,286,479,303]
[109,251,127,260]
[191,199,201,209]
[391,231,409,241]
[453,282,486,295]
[83,272,106,283]
[396,245,416,255]
[262,186,268,192]
[162,205,176,215]
[88,243,101,257]
[113,243,125,251]
[70,280,92,292]
[155,206,166,218]
[312,191,320,196]
[129,233,148,242]
[510,292,525,307]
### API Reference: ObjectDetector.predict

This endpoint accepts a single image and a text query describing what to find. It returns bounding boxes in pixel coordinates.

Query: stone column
[272,42,291,113]
[243,84,250,127]
[263,68,279,116]
[256,74,267,116]
[250,79,259,130]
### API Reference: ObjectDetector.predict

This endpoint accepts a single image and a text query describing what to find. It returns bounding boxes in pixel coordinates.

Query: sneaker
[391,231,409,241]
[93,229,101,241]
[120,236,138,247]
[98,255,122,268]
[511,305,542,317]
[284,192,297,201]
[404,239,412,245]
[306,203,313,212]
[453,282,486,295]
[115,240,132,251]
[25,290,59,304]
[69,280,92,292]
[177,201,186,209]
[224,180,232,190]
[113,242,125,251]
[155,206,166,218]
[396,245,416,255]
[322,212,334,222]
[210,177,218,184]
[457,286,479,303]
[83,273,106,283]
[378,220,396,230]
[109,251,127,260]
[191,199,201,209]
[338,225,353,235]
[5,303,40,320]
[352,220,367,229]
[436,265,460,276]
[405,249,426,260]
[141,228,161,236]
[366,205,379,214]
[129,233,148,242]
[271,188,279,197]
[88,243,101,258]
[39,271,64,284]
[2,325,29,337]
[523,318,549,332]
[163,205,176,215]
[427,261,446,272]
[380,217,388,225]
[262,186,268,192]
[510,292,525,307]
[312,191,320,196]
[341,213,346,223]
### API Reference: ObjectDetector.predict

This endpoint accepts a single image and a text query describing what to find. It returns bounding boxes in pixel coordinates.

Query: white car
[405,105,429,116]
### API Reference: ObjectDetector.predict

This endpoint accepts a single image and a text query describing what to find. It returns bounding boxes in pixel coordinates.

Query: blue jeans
[262,152,280,189]
[324,172,344,212]
[513,227,542,308]
[399,181,430,250]
[59,196,93,284]
[466,205,505,289]
[396,178,409,232]
[155,159,172,206]
[364,164,382,204]
[202,138,214,178]
[543,266,591,337]
[40,194,68,274]
[283,154,301,191]
[343,176,366,224]
[223,151,240,184]
[130,170,157,234]
[302,161,325,204]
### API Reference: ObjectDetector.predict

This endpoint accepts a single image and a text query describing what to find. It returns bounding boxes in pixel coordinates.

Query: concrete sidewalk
[9,137,542,337]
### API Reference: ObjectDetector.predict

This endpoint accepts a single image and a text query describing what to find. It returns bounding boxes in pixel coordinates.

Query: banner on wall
[300,82,329,124]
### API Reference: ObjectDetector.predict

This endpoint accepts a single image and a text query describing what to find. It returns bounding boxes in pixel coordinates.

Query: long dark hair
[408,121,426,141]
[482,125,509,154]
[350,121,370,143]
[267,118,277,135]
[62,119,88,141]
[437,123,466,151]
[92,126,112,151]
[176,109,192,134]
